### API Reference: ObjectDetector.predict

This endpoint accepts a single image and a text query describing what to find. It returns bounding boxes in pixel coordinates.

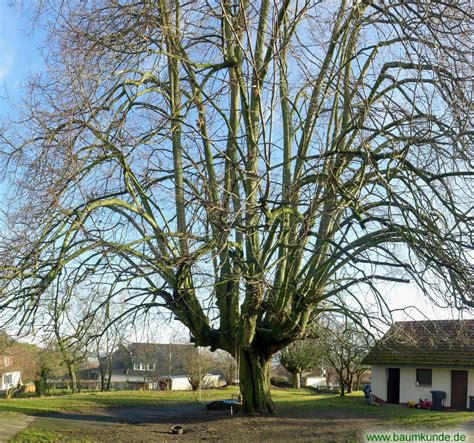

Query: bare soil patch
[29,404,381,442]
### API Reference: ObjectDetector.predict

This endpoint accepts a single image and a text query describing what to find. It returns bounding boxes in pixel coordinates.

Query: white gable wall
[0,371,21,390]
[371,365,474,408]
[303,376,327,388]
[202,374,221,389]
[168,376,193,390]
[168,374,221,390]
[371,365,387,402]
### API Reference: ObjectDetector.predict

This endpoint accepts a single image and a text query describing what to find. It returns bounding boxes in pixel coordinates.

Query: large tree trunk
[239,349,275,414]
[291,371,301,389]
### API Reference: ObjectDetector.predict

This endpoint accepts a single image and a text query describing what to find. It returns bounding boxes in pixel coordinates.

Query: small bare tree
[318,317,370,396]
[88,304,125,392]
[215,350,238,386]
[46,286,89,393]
[180,347,217,391]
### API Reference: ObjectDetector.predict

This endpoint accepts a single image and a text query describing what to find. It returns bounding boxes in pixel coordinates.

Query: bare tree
[0,1,473,413]
[179,346,217,391]
[318,316,370,397]
[93,324,122,392]
[46,286,89,393]
[88,303,125,392]
[215,350,238,386]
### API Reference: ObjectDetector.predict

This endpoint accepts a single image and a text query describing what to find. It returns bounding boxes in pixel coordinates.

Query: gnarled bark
[239,349,275,414]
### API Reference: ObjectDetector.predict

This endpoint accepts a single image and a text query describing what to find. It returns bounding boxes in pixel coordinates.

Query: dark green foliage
[270,376,291,387]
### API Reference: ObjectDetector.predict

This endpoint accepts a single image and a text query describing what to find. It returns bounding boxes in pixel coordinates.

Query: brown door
[451,370,468,410]
[387,368,400,404]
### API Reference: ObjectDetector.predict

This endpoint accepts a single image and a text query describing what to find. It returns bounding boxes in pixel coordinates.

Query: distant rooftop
[111,342,197,376]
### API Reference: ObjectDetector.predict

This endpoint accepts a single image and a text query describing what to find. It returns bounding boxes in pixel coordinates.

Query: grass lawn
[0,387,238,415]
[274,389,474,427]
[1,389,473,442]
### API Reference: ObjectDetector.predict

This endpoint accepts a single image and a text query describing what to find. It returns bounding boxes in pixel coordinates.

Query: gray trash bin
[430,390,446,411]
[469,396,474,412]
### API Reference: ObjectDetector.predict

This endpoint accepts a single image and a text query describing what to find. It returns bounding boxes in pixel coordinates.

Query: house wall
[202,374,221,389]
[169,374,220,390]
[102,373,221,391]
[169,376,192,390]
[371,365,387,402]
[0,371,21,390]
[371,365,474,408]
[303,376,327,388]
[400,367,450,406]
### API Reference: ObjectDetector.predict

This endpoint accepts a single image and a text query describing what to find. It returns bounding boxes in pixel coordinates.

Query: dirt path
[37,415,381,442]
[32,403,203,429]
[460,419,474,435]
[0,413,35,443]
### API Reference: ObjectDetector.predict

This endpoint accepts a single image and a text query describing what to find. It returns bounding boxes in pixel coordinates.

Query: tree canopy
[0,0,473,413]
[280,338,320,389]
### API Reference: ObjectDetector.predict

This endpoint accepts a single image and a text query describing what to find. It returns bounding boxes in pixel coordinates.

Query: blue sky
[0,1,44,117]
[0,1,472,332]
[0,2,45,211]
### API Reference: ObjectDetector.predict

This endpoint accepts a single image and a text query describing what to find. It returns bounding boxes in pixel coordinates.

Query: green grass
[1,389,472,427]
[10,428,95,443]
[9,429,64,443]
[272,389,474,427]
[2,388,473,442]
[0,387,239,415]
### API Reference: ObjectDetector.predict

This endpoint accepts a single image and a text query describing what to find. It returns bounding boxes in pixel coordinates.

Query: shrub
[270,376,291,387]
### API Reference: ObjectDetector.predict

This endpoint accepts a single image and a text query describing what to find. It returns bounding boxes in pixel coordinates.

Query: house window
[416,369,432,386]
[134,363,156,371]
[3,356,11,367]
[4,374,13,386]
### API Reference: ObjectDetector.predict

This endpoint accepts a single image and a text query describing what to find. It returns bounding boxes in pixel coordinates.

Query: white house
[100,371,220,391]
[362,320,474,410]
[301,371,327,388]
[0,371,21,391]
[0,353,22,392]
[62,343,224,391]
